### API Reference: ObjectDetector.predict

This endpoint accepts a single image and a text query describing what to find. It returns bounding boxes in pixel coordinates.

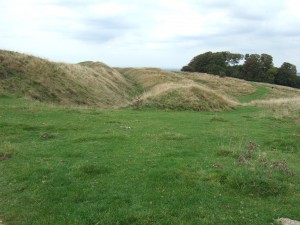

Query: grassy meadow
[0,50,300,224]
[1,94,300,225]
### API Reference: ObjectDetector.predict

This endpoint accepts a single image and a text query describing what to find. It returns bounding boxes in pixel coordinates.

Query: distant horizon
[1,48,298,75]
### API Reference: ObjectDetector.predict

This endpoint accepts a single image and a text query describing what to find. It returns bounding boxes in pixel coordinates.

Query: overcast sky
[0,0,299,70]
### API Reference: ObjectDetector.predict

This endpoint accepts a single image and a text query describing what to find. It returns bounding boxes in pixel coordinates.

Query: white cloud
[0,0,299,69]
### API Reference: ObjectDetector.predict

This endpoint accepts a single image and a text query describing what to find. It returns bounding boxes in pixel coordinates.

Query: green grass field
[1,95,299,225]
[238,83,269,103]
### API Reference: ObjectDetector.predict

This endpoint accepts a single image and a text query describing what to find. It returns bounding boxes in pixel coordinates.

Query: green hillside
[1,50,300,112]
[0,50,134,108]
[0,50,300,225]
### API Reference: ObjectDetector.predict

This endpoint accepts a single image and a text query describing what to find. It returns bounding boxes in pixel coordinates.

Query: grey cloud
[1,0,299,69]
[231,10,267,21]
[194,0,237,10]
[203,0,272,17]
[84,18,134,30]
[46,0,92,8]
[183,0,286,40]
[257,27,300,38]
[174,35,206,42]
[73,30,120,43]
[71,17,137,43]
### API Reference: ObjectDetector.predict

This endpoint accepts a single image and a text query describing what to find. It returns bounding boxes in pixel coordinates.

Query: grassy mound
[141,84,237,111]
[0,50,133,107]
[118,68,257,100]
[1,50,300,112]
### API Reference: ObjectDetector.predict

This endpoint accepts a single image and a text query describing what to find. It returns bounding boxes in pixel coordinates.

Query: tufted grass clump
[0,142,16,160]
[78,164,111,176]
[226,164,291,197]
[224,141,295,197]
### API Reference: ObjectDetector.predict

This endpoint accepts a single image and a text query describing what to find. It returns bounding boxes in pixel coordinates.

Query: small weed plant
[224,141,295,197]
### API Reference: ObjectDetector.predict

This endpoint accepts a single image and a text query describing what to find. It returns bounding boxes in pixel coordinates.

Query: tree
[261,54,275,83]
[260,54,273,73]
[225,65,243,78]
[243,54,262,81]
[189,51,227,74]
[182,51,241,75]
[266,67,277,83]
[242,53,275,83]
[288,75,300,88]
[225,53,244,66]
[181,65,194,72]
[182,51,299,89]
[275,62,297,86]
[275,62,298,86]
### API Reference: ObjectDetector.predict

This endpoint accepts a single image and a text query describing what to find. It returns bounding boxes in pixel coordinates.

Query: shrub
[181,65,195,72]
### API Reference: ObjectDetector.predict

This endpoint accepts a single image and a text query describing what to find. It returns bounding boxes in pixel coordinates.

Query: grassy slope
[1,50,299,112]
[0,50,135,108]
[238,83,269,103]
[117,68,258,111]
[116,68,300,111]
[0,96,300,225]
[1,50,300,224]
[245,83,300,119]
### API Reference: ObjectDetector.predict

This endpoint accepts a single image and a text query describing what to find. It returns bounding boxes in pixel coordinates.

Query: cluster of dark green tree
[181,51,300,89]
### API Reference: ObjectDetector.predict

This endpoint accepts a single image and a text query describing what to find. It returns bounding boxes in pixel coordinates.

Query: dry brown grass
[118,68,256,99]
[140,80,237,105]
[277,218,300,225]
[258,82,300,99]
[117,68,240,111]
[117,68,183,91]
[118,68,254,111]
[142,84,237,111]
[1,50,299,112]
[140,80,195,100]
[244,83,300,119]
[179,72,257,98]
[247,97,300,119]
[119,68,300,113]
[0,50,134,108]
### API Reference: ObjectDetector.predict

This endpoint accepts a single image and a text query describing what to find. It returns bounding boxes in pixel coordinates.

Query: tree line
[181,51,300,89]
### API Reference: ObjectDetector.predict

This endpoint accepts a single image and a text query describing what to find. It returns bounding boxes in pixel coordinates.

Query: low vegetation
[0,96,299,225]
[117,67,258,111]
[141,84,236,111]
[0,50,134,107]
[0,50,300,224]
[248,97,300,120]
